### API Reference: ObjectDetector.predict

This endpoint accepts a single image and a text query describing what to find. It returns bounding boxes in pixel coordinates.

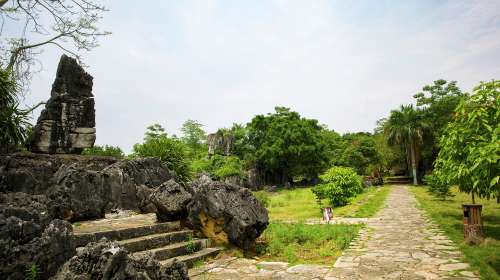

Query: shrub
[211,155,245,180]
[423,173,453,200]
[254,191,270,208]
[133,135,191,184]
[82,145,125,158]
[312,166,363,207]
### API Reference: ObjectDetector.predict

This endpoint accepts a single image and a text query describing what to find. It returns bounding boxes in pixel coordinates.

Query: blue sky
[12,0,500,152]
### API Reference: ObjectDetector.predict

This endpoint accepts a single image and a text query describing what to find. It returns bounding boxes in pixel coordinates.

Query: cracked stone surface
[190,185,479,279]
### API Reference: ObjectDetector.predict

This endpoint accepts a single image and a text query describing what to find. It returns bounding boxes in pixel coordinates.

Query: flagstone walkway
[189,185,479,279]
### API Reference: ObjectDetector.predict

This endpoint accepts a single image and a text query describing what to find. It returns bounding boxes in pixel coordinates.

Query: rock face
[150,179,192,222]
[30,54,96,154]
[207,131,234,156]
[0,199,75,280]
[1,154,176,221]
[53,239,188,280]
[187,181,269,249]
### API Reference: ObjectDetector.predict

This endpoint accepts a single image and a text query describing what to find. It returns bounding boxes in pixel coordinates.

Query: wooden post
[462,204,484,239]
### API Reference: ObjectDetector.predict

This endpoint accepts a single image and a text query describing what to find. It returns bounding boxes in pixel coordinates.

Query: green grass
[256,223,363,264]
[411,186,500,280]
[256,186,390,221]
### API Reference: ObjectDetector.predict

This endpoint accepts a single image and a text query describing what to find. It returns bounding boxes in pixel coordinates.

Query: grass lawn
[411,186,500,280]
[256,223,363,264]
[255,186,391,221]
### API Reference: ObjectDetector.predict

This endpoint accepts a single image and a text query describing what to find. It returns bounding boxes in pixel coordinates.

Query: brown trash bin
[462,204,484,239]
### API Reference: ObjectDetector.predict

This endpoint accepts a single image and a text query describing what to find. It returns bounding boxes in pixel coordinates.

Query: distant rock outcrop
[207,131,234,156]
[30,54,96,154]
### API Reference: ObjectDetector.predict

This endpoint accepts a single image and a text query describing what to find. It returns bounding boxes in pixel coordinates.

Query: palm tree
[384,105,428,185]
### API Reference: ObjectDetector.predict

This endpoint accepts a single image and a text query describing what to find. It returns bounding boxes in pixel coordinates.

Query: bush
[254,191,270,208]
[211,155,245,180]
[133,135,191,184]
[423,173,453,200]
[82,145,125,158]
[312,166,363,207]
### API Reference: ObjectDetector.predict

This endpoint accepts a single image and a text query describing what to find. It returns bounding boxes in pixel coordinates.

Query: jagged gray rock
[30,54,96,154]
[207,131,234,156]
[150,179,192,222]
[53,239,188,280]
[187,181,269,249]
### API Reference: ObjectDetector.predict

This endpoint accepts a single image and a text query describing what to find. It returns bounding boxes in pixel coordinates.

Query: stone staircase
[73,219,222,268]
[384,176,412,185]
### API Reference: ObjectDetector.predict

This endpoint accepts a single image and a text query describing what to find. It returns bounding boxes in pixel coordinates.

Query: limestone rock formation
[53,239,188,280]
[0,214,75,280]
[150,179,192,222]
[207,131,234,156]
[30,55,96,154]
[187,181,269,249]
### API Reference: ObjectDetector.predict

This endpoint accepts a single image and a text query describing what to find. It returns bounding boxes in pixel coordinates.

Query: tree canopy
[247,107,329,184]
[434,80,500,202]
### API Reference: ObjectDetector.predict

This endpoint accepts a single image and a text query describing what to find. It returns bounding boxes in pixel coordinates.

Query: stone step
[117,230,194,252]
[133,239,209,261]
[73,221,181,247]
[160,247,223,268]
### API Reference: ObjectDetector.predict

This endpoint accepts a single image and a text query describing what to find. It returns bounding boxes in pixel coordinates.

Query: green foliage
[259,223,362,264]
[185,233,196,254]
[434,80,500,201]
[332,132,380,175]
[247,107,329,184]
[383,104,429,184]
[25,263,39,280]
[254,191,270,208]
[82,145,125,158]
[133,124,191,184]
[180,119,207,156]
[423,173,453,200]
[211,155,245,180]
[312,167,363,207]
[0,68,31,152]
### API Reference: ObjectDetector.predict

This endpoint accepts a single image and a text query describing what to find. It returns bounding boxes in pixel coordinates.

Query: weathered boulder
[0,153,117,194]
[187,181,269,249]
[53,239,188,280]
[48,164,108,221]
[0,217,74,280]
[42,157,175,221]
[30,54,96,154]
[150,179,192,222]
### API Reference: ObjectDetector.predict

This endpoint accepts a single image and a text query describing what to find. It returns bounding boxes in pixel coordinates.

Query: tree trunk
[410,142,418,185]
[472,192,475,204]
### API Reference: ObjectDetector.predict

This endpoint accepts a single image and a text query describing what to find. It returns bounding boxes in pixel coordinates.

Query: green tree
[413,80,466,171]
[0,68,35,153]
[312,166,363,207]
[247,107,329,184]
[180,119,207,155]
[434,80,500,203]
[384,105,428,185]
[133,124,191,184]
[82,145,125,158]
[333,132,380,175]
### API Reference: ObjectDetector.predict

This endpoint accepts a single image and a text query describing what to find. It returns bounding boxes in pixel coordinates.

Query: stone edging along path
[190,185,480,280]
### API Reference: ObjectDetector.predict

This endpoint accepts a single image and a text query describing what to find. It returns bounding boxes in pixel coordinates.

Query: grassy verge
[410,186,500,280]
[333,186,390,218]
[256,223,363,264]
[255,186,390,221]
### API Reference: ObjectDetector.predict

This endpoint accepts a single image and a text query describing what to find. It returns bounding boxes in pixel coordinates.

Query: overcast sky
[17,0,500,153]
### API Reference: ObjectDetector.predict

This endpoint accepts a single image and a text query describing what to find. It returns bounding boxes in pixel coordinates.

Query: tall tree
[247,107,329,184]
[0,0,109,87]
[434,80,499,203]
[180,119,207,155]
[384,105,428,185]
[413,80,466,170]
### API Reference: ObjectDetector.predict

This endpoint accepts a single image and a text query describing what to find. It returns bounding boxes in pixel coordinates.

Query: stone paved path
[190,185,479,279]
